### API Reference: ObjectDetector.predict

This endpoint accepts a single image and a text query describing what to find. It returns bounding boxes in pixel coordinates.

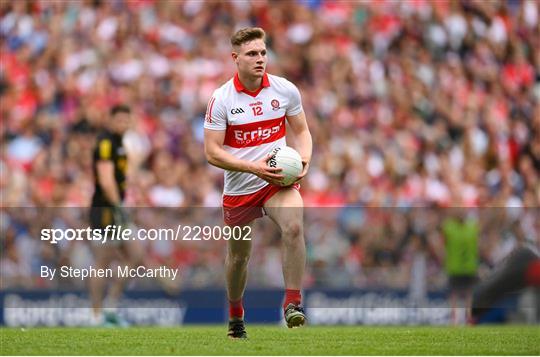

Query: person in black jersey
[89,104,141,326]
[91,107,129,214]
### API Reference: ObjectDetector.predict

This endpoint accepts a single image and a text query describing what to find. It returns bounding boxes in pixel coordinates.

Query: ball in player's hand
[267,146,303,186]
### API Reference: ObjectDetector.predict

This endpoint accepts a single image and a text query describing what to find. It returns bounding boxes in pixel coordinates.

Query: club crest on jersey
[271,99,280,111]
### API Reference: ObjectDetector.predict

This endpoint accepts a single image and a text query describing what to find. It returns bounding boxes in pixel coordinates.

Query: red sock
[283,289,301,310]
[229,299,244,320]
[525,260,540,287]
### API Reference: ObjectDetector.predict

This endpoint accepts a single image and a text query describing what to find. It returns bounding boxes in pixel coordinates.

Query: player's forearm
[98,177,122,205]
[294,128,312,164]
[206,148,255,173]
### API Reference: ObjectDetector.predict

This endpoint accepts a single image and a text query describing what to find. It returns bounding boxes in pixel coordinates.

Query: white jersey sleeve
[204,91,227,131]
[285,81,303,116]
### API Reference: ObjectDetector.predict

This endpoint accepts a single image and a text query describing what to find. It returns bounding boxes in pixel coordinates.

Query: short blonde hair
[230,27,266,48]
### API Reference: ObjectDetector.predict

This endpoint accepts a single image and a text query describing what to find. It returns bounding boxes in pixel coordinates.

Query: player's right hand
[250,154,284,186]
[112,205,130,229]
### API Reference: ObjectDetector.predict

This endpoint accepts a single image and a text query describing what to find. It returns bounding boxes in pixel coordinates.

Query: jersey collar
[233,72,270,97]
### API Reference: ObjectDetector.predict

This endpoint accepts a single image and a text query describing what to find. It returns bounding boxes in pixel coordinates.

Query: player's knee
[281,221,303,240]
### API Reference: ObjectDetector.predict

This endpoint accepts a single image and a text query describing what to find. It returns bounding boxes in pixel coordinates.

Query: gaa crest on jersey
[231,107,245,115]
[271,99,280,111]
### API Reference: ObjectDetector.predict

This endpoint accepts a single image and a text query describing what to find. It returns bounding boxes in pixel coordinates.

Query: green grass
[1,325,539,355]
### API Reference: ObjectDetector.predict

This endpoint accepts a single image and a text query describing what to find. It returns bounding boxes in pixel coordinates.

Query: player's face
[233,39,267,78]
[111,112,131,134]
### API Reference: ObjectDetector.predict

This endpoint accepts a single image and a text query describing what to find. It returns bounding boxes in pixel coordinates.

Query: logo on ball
[267,146,303,187]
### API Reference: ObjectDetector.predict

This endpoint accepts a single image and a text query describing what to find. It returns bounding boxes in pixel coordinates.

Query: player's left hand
[294,160,310,183]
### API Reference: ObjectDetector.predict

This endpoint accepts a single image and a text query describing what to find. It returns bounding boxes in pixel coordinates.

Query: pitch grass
[1,325,539,355]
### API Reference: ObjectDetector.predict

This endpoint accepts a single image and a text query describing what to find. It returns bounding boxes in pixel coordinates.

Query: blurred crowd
[1,0,539,290]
